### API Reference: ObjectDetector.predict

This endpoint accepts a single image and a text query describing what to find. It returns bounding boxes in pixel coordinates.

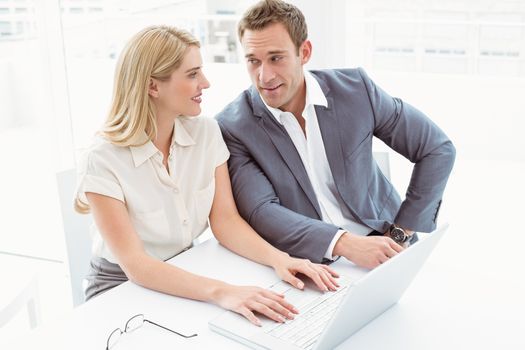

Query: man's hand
[386,224,414,248]
[333,232,404,269]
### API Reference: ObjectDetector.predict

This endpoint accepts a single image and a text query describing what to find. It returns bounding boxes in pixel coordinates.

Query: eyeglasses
[106,314,197,349]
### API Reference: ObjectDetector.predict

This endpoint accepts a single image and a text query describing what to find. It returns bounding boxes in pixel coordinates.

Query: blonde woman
[75,25,339,326]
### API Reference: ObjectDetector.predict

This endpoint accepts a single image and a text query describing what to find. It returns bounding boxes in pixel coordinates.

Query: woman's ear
[148,78,159,98]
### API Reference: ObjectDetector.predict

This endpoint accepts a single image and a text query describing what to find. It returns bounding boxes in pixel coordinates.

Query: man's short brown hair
[238,0,308,54]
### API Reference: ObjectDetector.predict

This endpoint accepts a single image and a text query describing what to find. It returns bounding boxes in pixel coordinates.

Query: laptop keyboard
[262,276,352,349]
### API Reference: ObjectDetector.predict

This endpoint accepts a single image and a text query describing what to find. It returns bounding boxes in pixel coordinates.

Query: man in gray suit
[216,0,455,269]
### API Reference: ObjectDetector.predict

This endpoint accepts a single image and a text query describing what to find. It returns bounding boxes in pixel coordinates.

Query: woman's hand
[213,284,299,326]
[271,253,340,292]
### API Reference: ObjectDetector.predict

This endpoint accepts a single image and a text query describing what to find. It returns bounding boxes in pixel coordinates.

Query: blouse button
[183,219,188,225]
[172,187,179,193]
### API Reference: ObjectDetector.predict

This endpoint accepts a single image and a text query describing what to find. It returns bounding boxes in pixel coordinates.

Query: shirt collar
[262,69,328,125]
[130,139,159,168]
[130,118,195,167]
[173,117,196,147]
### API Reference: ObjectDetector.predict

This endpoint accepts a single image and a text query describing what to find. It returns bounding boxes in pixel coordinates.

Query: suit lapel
[315,97,347,191]
[250,88,322,218]
[312,73,349,194]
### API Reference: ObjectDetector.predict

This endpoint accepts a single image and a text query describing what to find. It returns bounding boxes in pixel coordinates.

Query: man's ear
[300,40,312,65]
[148,78,159,98]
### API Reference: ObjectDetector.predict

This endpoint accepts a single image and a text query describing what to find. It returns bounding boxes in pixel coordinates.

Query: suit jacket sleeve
[218,123,339,263]
[358,68,456,232]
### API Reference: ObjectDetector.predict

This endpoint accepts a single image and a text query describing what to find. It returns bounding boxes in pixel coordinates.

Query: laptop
[209,224,449,350]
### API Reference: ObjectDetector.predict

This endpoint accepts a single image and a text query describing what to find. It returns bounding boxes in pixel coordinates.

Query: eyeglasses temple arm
[144,319,198,338]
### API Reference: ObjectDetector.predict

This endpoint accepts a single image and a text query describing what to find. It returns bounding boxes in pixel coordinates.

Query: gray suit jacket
[216,68,455,263]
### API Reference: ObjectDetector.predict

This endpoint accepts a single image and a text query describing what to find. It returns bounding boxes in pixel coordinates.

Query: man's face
[241,22,310,111]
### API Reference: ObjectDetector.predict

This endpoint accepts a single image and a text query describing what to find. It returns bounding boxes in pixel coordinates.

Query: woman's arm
[86,192,295,326]
[209,163,340,293]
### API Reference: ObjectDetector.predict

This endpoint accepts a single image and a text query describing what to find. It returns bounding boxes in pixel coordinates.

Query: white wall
[0,58,15,128]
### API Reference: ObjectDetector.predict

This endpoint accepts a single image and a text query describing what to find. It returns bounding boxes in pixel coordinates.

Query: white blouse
[76,116,230,263]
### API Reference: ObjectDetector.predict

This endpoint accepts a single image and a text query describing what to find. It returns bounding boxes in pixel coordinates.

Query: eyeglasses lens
[107,328,122,349]
[125,314,145,333]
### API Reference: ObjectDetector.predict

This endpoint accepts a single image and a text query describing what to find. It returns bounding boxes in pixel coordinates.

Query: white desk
[2,237,524,350]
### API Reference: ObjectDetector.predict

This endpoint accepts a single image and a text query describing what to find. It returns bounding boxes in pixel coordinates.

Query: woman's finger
[261,289,299,314]
[248,301,286,324]
[298,264,328,292]
[238,306,262,327]
[316,265,340,288]
[318,268,338,291]
[279,269,305,290]
[319,264,340,278]
[256,294,295,319]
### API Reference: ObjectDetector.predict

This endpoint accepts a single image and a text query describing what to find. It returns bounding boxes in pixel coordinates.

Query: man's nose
[258,64,276,84]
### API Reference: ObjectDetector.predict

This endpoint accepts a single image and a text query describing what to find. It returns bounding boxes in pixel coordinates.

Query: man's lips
[261,84,283,92]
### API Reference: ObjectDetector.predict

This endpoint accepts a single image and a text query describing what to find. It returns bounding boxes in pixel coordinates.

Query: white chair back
[56,169,92,307]
[0,273,40,329]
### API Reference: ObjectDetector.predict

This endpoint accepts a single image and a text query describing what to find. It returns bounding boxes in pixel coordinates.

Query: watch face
[390,228,405,243]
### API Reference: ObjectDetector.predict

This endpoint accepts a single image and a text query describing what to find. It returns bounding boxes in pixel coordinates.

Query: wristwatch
[386,224,410,245]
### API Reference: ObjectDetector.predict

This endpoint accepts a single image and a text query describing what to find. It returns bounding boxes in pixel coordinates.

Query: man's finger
[387,238,404,253]
[385,245,399,258]
[378,254,389,264]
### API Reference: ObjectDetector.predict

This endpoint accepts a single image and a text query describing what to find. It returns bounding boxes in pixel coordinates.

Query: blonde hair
[75,25,199,214]
[103,25,200,146]
[238,0,307,54]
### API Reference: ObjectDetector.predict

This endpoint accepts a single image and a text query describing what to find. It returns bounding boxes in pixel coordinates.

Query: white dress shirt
[76,116,229,264]
[262,70,372,259]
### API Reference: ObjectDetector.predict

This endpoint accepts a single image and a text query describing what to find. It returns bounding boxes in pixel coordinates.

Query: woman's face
[151,45,210,118]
